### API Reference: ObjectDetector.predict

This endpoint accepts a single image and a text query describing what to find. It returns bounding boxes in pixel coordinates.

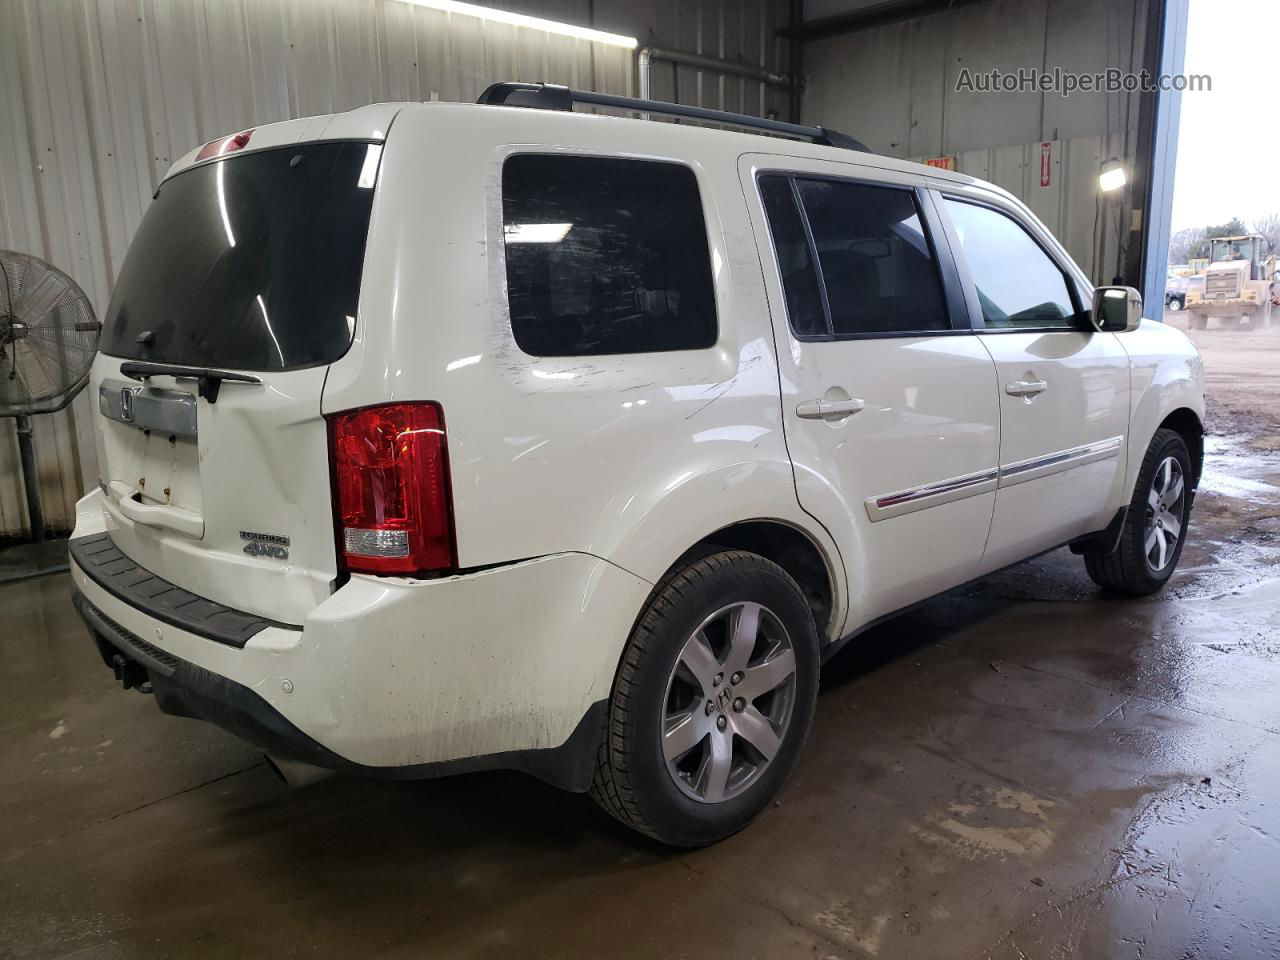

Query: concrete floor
[4,317,1279,959]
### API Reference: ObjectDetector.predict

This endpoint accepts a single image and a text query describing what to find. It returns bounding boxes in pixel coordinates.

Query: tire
[1167,296,1183,312]
[1085,428,1193,595]
[590,550,820,847]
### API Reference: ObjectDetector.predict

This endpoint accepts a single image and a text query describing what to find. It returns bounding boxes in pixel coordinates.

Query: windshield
[101,141,380,371]
[1212,239,1255,262]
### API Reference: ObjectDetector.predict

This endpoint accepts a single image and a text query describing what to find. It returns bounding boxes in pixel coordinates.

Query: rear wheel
[590,550,820,847]
[1085,428,1192,595]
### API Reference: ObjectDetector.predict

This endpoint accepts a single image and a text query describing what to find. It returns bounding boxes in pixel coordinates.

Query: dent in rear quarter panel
[1116,319,1207,497]
[321,104,847,638]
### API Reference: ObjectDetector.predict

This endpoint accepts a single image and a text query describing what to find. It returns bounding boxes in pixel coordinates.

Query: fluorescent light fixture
[504,222,573,244]
[446,353,483,372]
[256,294,284,365]
[1098,160,1127,193]
[357,144,383,188]
[216,161,235,247]
[397,0,637,48]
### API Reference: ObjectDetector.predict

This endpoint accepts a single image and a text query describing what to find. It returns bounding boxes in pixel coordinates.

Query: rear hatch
[90,136,385,624]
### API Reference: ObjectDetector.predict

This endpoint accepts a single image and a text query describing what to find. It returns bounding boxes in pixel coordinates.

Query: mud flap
[1069,507,1128,556]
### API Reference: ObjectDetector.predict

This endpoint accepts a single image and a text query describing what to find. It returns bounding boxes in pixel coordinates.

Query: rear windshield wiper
[118,361,262,403]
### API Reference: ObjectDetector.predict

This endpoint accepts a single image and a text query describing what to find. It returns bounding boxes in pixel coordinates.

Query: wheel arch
[660,519,845,646]
[1118,327,1206,507]
[1158,407,1205,490]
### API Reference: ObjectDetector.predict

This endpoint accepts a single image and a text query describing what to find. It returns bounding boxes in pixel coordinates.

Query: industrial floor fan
[0,250,100,579]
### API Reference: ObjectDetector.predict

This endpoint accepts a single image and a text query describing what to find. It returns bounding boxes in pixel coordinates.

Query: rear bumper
[73,590,606,787]
[68,525,652,791]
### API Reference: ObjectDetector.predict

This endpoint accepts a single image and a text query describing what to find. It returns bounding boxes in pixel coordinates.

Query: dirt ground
[1165,310,1280,595]
[1176,310,1280,448]
[2,317,1279,960]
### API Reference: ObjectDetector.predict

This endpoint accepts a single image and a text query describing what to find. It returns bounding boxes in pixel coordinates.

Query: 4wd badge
[240,530,290,560]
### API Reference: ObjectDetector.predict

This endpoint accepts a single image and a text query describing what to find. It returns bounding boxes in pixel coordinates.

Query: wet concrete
[3,318,1279,959]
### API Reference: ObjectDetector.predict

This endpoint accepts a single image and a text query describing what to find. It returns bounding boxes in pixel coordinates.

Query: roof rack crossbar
[476,82,871,153]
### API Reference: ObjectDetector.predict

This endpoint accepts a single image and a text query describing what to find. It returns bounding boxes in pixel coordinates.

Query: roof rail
[476,81,871,153]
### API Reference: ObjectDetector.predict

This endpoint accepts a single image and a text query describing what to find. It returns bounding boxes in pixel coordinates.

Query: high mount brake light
[328,403,456,576]
[195,129,255,162]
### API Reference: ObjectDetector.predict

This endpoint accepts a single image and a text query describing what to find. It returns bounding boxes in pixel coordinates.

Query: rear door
[90,138,384,624]
[742,155,1000,625]
[935,194,1130,573]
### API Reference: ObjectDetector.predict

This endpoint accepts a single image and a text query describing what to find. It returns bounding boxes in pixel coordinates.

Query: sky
[1169,0,1278,231]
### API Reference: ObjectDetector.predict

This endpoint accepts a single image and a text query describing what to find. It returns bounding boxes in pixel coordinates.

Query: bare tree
[1253,213,1280,256]
[1168,226,1207,265]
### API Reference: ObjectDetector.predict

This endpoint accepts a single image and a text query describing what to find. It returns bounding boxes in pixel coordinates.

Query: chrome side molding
[99,380,198,438]
[865,436,1124,522]
[866,468,999,521]
[997,436,1123,488]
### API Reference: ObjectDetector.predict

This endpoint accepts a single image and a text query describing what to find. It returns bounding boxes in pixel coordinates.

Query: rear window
[758,175,827,338]
[101,141,380,371]
[501,154,717,357]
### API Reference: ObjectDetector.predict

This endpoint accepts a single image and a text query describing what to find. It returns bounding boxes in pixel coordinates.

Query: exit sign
[923,156,956,171]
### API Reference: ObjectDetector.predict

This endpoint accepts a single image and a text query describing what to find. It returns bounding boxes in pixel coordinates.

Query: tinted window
[502,155,717,356]
[102,141,379,370]
[759,176,827,337]
[794,178,949,336]
[944,199,1077,328]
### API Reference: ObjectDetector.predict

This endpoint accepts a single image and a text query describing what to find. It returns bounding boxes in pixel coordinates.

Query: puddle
[1090,762,1280,959]
[1197,434,1280,503]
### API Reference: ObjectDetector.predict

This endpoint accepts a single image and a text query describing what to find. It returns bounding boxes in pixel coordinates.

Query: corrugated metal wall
[806,0,1148,282]
[0,0,788,539]
[921,136,1126,284]
[802,0,1148,156]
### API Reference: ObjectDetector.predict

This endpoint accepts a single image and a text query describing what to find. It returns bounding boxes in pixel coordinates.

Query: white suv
[70,84,1205,847]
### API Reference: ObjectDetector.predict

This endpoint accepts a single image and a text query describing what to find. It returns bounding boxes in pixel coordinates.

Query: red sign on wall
[923,156,956,171]
[1039,141,1053,187]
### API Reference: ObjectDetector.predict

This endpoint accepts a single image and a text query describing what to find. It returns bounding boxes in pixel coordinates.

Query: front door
[937,195,1131,573]
[741,156,1001,629]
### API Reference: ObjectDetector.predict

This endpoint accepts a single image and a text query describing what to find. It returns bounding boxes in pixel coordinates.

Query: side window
[796,178,949,336]
[758,176,827,337]
[502,154,717,357]
[943,199,1078,329]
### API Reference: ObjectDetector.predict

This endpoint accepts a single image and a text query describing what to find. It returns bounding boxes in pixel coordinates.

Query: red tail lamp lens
[329,403,455,575]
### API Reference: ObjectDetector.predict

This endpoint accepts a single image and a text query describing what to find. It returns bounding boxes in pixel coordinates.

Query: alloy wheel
[660,601,798,804]
[1145,455,1185,573]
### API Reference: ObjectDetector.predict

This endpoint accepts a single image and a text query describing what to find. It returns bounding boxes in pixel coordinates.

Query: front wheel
[1084,428,1193,595]
[590,550,820,847]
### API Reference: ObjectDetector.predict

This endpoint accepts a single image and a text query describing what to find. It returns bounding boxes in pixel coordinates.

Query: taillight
[328,403,456,576]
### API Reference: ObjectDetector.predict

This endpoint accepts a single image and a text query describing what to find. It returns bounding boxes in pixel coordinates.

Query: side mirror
[1091,285,1143,332]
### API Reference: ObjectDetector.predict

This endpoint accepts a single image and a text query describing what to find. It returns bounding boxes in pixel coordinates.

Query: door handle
[1005,379,1048,399]
[796,397,865,421]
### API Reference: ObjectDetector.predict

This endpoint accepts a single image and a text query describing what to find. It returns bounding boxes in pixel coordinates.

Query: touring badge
[240,530,290,561]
